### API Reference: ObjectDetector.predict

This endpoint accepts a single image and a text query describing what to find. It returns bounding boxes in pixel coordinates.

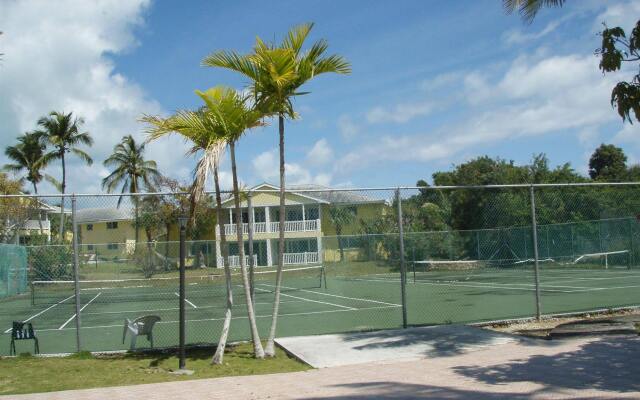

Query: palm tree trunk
[33,183,44,237]
[230,141,264,358]
[337,226,345,262]
[212,164,233,365]
[265,114,286,357]
[58,152,66,243]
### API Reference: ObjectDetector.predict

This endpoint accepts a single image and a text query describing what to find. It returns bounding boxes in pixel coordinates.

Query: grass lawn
[0,343,310,395]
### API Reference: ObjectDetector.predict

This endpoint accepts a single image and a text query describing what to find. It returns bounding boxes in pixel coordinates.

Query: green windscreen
[0,243,28,299]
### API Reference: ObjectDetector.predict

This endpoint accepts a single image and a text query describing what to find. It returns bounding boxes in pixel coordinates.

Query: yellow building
[76,208,137,259]
[218,183,388,267]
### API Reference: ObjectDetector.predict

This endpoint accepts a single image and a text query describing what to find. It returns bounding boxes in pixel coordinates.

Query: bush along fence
[1,182,640,355]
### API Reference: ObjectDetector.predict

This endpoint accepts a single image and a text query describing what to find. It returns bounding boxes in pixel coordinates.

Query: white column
[215,239,222,268]
[301,203,306,231]
[266,238,273,267]
[317,235,323,264]
[265,206,271,232]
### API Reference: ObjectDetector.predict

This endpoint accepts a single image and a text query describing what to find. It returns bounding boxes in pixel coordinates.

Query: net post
[71,194,82,352]
[178,216,187,370]
[396,188,408,329]
[247,189,255,302]
[529,186,542,321]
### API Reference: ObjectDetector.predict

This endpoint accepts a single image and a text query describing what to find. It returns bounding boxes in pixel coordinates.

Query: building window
[86,224,93,231]
[106,222,118,230]
[107,243,118,250]
[87,244,94,251]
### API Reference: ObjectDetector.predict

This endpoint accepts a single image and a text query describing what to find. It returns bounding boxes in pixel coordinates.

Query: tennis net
[31,265,325,305]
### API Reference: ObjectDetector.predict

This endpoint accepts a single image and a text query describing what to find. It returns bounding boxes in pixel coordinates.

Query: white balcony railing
[22,220,51,231]
[222,219,320,235]
[217,254,258,267]
[283,251,319,265]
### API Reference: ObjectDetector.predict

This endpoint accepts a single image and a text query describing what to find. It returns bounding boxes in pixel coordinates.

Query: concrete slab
[275,324,523,368]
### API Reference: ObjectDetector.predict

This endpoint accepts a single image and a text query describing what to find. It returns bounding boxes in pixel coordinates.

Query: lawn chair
[10,321,39,355]
[122,315,161,350]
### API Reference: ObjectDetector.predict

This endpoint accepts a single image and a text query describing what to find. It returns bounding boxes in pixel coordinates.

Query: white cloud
[252,149,333,186]
[366,101,434,124]
[337,115,360,140]
[503,20,561,45]
[306,139,333,166]
[338,51,623,172]
[594,1,640,32]
[0,0,191,194]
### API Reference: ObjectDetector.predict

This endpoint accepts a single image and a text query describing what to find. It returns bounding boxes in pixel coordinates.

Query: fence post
[71,194,82,352]
[247,190,255,302]
[529,186,542,320]
[396,188,408,328]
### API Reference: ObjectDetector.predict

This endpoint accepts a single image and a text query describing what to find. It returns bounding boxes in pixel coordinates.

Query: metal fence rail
[1,182,640,355]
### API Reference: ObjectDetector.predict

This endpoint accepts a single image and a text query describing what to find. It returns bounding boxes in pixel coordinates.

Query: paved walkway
[276,325,522,368]
[6,335,640,399]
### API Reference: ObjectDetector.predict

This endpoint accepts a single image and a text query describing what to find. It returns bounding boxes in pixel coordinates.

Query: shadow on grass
[454,336,640,393]
[341,325,545,357]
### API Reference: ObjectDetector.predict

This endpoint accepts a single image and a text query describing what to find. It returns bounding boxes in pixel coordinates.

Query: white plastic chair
[122,315,161,350]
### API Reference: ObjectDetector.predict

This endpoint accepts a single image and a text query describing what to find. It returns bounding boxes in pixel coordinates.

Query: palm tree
[4,131,59,235]
[203,23,350,356]
[38,111,93,242]
[102,135,161,245]
[328,205,357,262]
[143,86,266,361]
[503,0,565,23]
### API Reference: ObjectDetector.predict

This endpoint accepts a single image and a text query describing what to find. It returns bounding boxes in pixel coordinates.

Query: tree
[203,23,350,357]
[102,135,161,245]
[328,205,357,262]
[588,143,628,181]
[596,20,640,124]
[503,0,565,23]
[4,131,59,235]
[38,111,93,242]
[143,86,265,361]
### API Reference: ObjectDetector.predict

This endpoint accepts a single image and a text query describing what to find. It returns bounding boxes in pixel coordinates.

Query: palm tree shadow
[341,325,543,358]
[301,381,538,399]
[454,336,640,393]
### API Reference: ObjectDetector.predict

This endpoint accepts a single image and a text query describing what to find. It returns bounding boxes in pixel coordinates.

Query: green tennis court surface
[2,263,640,356]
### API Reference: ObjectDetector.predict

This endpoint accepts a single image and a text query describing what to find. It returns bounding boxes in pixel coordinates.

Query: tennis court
[3,256,640,356]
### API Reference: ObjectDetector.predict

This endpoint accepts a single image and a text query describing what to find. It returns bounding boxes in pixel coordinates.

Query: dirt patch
[484,309,640,339]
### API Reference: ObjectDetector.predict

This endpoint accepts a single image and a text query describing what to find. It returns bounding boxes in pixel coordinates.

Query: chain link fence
[1,183,640,355]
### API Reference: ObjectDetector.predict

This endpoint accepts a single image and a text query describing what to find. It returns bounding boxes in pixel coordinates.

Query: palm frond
[503,0,565,23]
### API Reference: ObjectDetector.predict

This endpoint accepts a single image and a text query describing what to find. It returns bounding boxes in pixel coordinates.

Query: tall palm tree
[328,205,357,262]
[143,86,266,361]
[503,0,565,23]
[203,23,350,356]
[102,135,161,245]
[38,111,93,242]
[4,131,59,235]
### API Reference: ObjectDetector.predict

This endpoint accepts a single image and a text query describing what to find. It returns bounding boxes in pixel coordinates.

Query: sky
[0,0,639,194]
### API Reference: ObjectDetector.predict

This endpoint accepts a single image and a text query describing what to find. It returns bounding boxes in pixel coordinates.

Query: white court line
[81,300,304,316]
[58,293,101,330]
[347,277,575,293]
[34,305,402,333]
[254,287,357,310]
[259,283,401,307]
[3,294,75,334]
[174,292,197,309]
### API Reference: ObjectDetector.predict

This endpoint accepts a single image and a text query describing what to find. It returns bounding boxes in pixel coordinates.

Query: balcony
[283,251,318,265]
[222,219,320,236]
[217,254,258,268]
[22,220,51,231]
[217,252,319,267]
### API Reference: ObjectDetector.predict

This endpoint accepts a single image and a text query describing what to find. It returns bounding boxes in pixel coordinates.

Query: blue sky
[1,0,639,192]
